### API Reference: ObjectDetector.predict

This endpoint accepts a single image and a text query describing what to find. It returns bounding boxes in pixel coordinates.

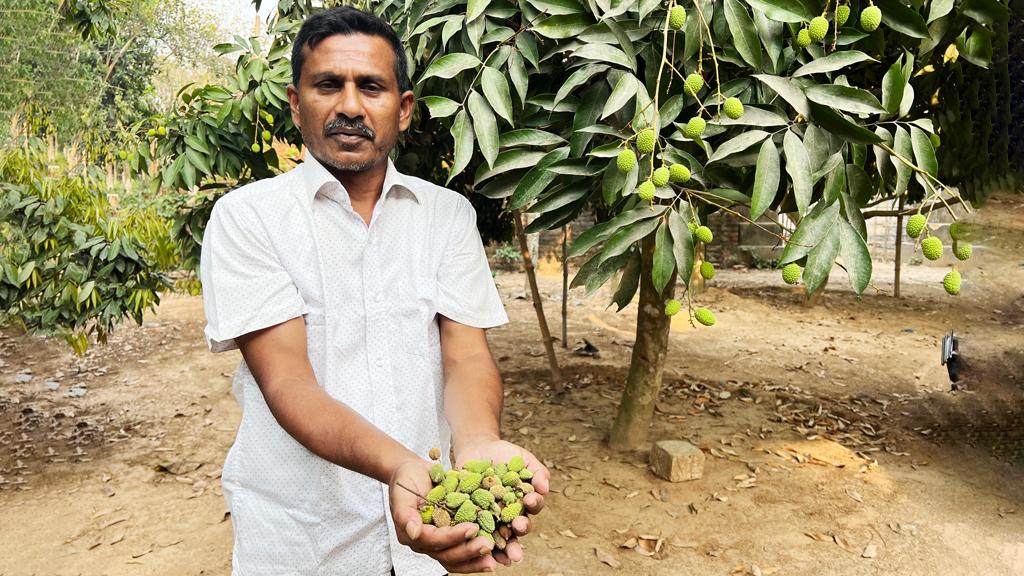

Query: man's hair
[291,6,412,93]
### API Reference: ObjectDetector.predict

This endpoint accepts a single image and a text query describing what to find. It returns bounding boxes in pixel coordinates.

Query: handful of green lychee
[418,454,536,552]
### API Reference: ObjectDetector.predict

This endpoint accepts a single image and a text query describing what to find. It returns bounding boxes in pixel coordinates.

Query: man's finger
[522,492,545,515]
[407,524,477,553]
[528,465,550,495]
[432,535,494,566]
[445,552,498,574]
[511,515,531,536]
[503,538,524,563]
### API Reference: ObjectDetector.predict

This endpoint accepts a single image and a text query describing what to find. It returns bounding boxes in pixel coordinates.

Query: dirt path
[2,194,1022,575]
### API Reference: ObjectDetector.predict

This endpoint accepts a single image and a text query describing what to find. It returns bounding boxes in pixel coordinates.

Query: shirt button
[375,357,385,367]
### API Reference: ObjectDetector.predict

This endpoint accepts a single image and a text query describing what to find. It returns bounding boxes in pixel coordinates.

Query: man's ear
[287,84,301,129]
[398,90,415,132]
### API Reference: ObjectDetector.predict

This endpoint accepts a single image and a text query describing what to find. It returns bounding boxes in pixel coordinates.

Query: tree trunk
[608,235,676,450]
[894,196,904,298]
[561,223,570,349]
[513,210,561,384]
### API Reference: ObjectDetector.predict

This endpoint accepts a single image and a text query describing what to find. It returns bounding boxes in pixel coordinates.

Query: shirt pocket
[391,276,436,359]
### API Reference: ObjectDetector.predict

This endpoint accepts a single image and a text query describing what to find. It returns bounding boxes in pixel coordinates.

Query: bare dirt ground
[2,193,1022,576]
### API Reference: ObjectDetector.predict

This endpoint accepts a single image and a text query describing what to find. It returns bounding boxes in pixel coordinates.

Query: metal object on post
[941,330,961,389]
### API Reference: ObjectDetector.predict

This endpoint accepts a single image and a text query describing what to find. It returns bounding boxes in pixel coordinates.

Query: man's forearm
[443,350,503,454]
[261,376,421,484]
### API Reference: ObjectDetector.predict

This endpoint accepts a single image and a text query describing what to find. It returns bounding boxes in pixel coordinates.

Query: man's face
[288,33,414,173]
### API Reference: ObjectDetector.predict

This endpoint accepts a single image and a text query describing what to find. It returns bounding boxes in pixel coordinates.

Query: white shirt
[200,151,508,576]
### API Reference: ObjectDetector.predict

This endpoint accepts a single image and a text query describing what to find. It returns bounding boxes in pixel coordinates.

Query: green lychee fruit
[949,221,964,240]
[472,488,495,509]
[665,299,682,317]
[250,142,261,153]
[616,149,637,173]
[494,463,508,476]
[477,510,496,532]
[454,500,478,524]
[147,129,156,137]
[695,225,713,244]
[808,16,829,42]
[518,468,534,481]
[458,472,483,493]
[723,97,744,120]
[463,460,490,474]
[500,501,524,523]
[442,470,459,492]
[118,150,128,160]
[477,529,495,542]
[520,482,535,494]
[502,491,518,505]
[501,471,521,487]
[684,73,704,96]
[687,221,699,234]
[636,128,657,155]
[157,126,167,136]
[921,236,943,261]
[860,5,881,32]
[906,214,927,239]
[782,263,802,285]
[446,492,470,509]
[700,261,715,280]
[954,242,972,261]
[508,455,525,473]
[694,307,716,326]
[683,117,706,139]
[420,505,434,524]
[638,180,657,202]
[836,4,850,26]
[652,166,671,187]
[429,463,445,484]
[427,484,447,504]
[489,484,506,499]
[943,270,961,295]
[432,507,451,527]
[669,5,687,30]
[481,475,498,490]
[669,163,691,183]
[796,28,811,48]
[261,129,272,141]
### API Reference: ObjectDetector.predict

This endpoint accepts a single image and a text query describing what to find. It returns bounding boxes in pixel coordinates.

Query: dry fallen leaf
[559,529,578,539]
[621,537,638,549]
[805,531,832,542]
[846,489,863,503]
[595,547,621,568]
[862,543,878,558]
[833,533,856,553]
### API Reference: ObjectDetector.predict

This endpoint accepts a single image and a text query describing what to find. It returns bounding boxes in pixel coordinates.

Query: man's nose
[334,82,365,119]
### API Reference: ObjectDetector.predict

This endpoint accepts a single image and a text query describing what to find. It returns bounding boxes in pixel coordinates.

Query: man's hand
[453,439,550,566]
[389,460,498,573]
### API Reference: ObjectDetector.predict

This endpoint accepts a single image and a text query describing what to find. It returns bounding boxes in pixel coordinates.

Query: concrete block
[650,440,705,482]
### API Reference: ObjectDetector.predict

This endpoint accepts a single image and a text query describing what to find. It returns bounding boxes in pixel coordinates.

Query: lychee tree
[122,0,1008,449]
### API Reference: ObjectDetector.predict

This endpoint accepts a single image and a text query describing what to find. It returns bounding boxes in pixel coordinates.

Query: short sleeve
[200,199,308,352]
[435,199,508,328]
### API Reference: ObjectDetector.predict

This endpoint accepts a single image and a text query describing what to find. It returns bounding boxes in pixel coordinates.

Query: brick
[650,440,705,482]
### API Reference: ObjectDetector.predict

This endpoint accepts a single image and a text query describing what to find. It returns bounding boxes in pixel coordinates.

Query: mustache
[324,118,374,140]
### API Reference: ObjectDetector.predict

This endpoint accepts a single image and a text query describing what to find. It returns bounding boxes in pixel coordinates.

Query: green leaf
[783,130,813,216]
[184,147,212,176]
[873,0,931,39]
[610,248,642,311]
[780,200,841,264]
[467,91,499,168]
[792,51,877,77]
[742,0,813,23]
[927,0,954,23]
[753,74,810,116]
[699,188,753,205]
[658,94,685,129]
[910,126,938,178]
[524,0,588,15]
[713,106,789,127]
[652,221,676,295]
[534,14,594,39]
[421,53,481,81]
[881,57,906,116]
[803,228,840,295]
[529,184,590,215]
[961,0,1008,27]
[554,64,609,107]
[823,161,846,204]
[572,43,635,71]
[962,28,994,68]
[508,51,529,106]
[754,10,784,69]
[725,0,763,69]
[804,85,886,115]
[447,110,474,184]
[586,249,633,296]
[481,67,514,125]
[845,163,873,207]
[811,152,844,184]
[708,130,771,163]
[601,160,629,205]
[466,0,491,22]
[602,217,661,262]
[667,207,695,288]
[421,96,460,118]
[569,205,667,258]
[601,73,638,119]
[838,219,871,294]
[474,150,547,184]
[808,103,883,145]
[500,129,566,148]
[751,138,781,220]
[515,34,540,69]
[892,126,912,196]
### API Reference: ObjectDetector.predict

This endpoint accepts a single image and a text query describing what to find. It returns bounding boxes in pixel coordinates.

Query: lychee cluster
[419,453,535,552]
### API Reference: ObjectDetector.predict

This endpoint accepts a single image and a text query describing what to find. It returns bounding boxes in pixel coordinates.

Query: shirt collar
[301,149,419,206]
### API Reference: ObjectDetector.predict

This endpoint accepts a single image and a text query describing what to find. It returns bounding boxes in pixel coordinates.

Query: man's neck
[325,158,389,225]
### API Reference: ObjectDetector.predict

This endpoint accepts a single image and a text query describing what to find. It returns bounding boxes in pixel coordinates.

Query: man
[199,6,548,575]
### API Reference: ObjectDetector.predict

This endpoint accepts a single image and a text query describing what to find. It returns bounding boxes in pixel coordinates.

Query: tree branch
[862,194,967,219]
